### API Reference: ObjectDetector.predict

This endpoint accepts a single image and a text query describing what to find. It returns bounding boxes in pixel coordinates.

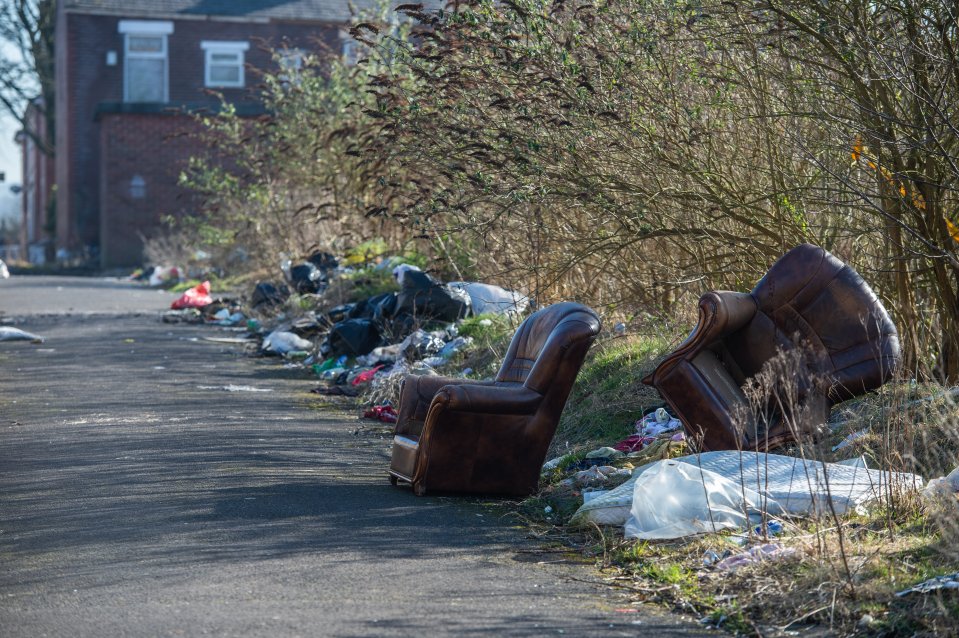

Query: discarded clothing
[614,435,655,453]
[363,404,398,423]
[635,409,682,437]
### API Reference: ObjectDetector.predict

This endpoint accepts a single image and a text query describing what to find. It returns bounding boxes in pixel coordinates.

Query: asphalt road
[0,276,707,637]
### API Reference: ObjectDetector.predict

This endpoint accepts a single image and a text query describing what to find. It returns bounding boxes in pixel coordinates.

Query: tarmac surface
[0,276,709,637]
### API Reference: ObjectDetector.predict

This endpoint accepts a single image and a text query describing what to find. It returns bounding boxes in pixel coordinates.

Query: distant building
[23,0,363,268]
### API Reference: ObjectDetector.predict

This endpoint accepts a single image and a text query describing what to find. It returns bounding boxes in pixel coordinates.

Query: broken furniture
[388,302,601,496]
[643,244,900,451]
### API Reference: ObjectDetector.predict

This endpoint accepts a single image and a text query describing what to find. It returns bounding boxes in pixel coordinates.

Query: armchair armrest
[644,291,757,386]
[393,374,494,435]
[432,383,543,415]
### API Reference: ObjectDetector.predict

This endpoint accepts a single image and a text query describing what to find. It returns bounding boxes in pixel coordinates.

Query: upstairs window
[119,20,173,103]
[201,41,249,88]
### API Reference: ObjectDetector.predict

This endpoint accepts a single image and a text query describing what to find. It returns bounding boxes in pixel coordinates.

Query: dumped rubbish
[713,543,798,572]
[262,330,313,355]
[574,465,632,488]
[399,329,446,360]
[392,270,471,325]
[624,460,772,540]
[363,404,398,423]
[895,572,959,596]
[324,318,381,357]
[447,281,529,316]
[251,282,289,309]
[351,365,385,386]
[571,451,922,529]
[310,385,359,397]
[0,258,9,279]
[289,261,324,294]
[148,265,181,287]
[171,281,213,310]
[635,408,682,437]
[210,308,245,326]
[0,326,45,343]
[614,434,654,453]
[585,447,626,460]
[198,384,274,393]
[923,465,959,501]
[162,308,204,324]
[392,263,422,285]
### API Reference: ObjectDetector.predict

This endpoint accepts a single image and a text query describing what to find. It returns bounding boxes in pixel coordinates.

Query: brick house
[31,0,364,268]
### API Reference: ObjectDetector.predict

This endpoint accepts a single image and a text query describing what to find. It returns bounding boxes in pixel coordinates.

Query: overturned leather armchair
[643,244,901,451]
[389,302,601,496]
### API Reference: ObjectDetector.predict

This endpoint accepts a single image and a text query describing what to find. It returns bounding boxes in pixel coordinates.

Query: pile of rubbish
[150,250,530,412]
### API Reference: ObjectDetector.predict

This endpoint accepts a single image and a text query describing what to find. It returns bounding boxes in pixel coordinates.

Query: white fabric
[448,282,529,316]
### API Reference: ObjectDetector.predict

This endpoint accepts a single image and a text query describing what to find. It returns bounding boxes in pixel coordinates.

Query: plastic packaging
[170,281,213,310]
[624,460,772,540]
[262,330,313,354]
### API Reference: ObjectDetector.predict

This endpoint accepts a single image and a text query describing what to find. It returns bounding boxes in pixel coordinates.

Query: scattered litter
[0,259,9,279]
[162,308,203,324]
[0,327,45,343]
[614,434,654,453]
[363,404,398,423]
[635,408,682,437]
[922,465,959,501]
[202,336,258,344]
[447,281,529,316]
[149,265,181,287]
[210,308,245,326]
[198,385,273,393]
[571,451,922,528]
[262,330,313,355]
[714,543,798,572]
[351,365,385,386]
[574,465,632,488]
[542,456,567,471]
[895,572,959,596]
[585,447,626,460]
[171,281,213,310]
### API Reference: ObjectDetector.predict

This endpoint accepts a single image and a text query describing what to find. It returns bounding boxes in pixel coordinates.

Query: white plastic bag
[625,460,774,540]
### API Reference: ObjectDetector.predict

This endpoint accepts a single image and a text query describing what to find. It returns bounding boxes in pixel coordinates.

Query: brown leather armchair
[643,244,901,451]
[388,302,601,496]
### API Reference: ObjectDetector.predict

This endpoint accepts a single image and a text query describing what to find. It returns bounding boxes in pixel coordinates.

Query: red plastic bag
[351,364,385,386]
[363,404,398,424]
[171,281,213,310]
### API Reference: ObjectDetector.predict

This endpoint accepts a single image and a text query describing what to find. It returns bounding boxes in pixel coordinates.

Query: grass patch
[553,333,675,454]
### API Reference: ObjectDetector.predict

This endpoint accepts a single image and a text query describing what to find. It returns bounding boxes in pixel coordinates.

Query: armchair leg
[388,474,398,486]
[413,482,427,497]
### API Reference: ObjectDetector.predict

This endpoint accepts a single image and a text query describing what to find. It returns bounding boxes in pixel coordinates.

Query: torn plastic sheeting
[170,281,213,310]
[0,326,45,343]
[263,330,313,354]
[351,364,385,386]
[895,572,959,596]
[624,460,774,540]
[399,329,446,360]
[448,282,529,316]
[570,451,923,528]
[713,543,798,572]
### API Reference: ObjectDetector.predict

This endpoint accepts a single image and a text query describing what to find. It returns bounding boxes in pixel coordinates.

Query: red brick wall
[98,112,212,268]
[60,10,340,263]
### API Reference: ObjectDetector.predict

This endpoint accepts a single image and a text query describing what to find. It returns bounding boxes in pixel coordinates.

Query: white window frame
[201,41,249,88]
[119,20,173,103]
